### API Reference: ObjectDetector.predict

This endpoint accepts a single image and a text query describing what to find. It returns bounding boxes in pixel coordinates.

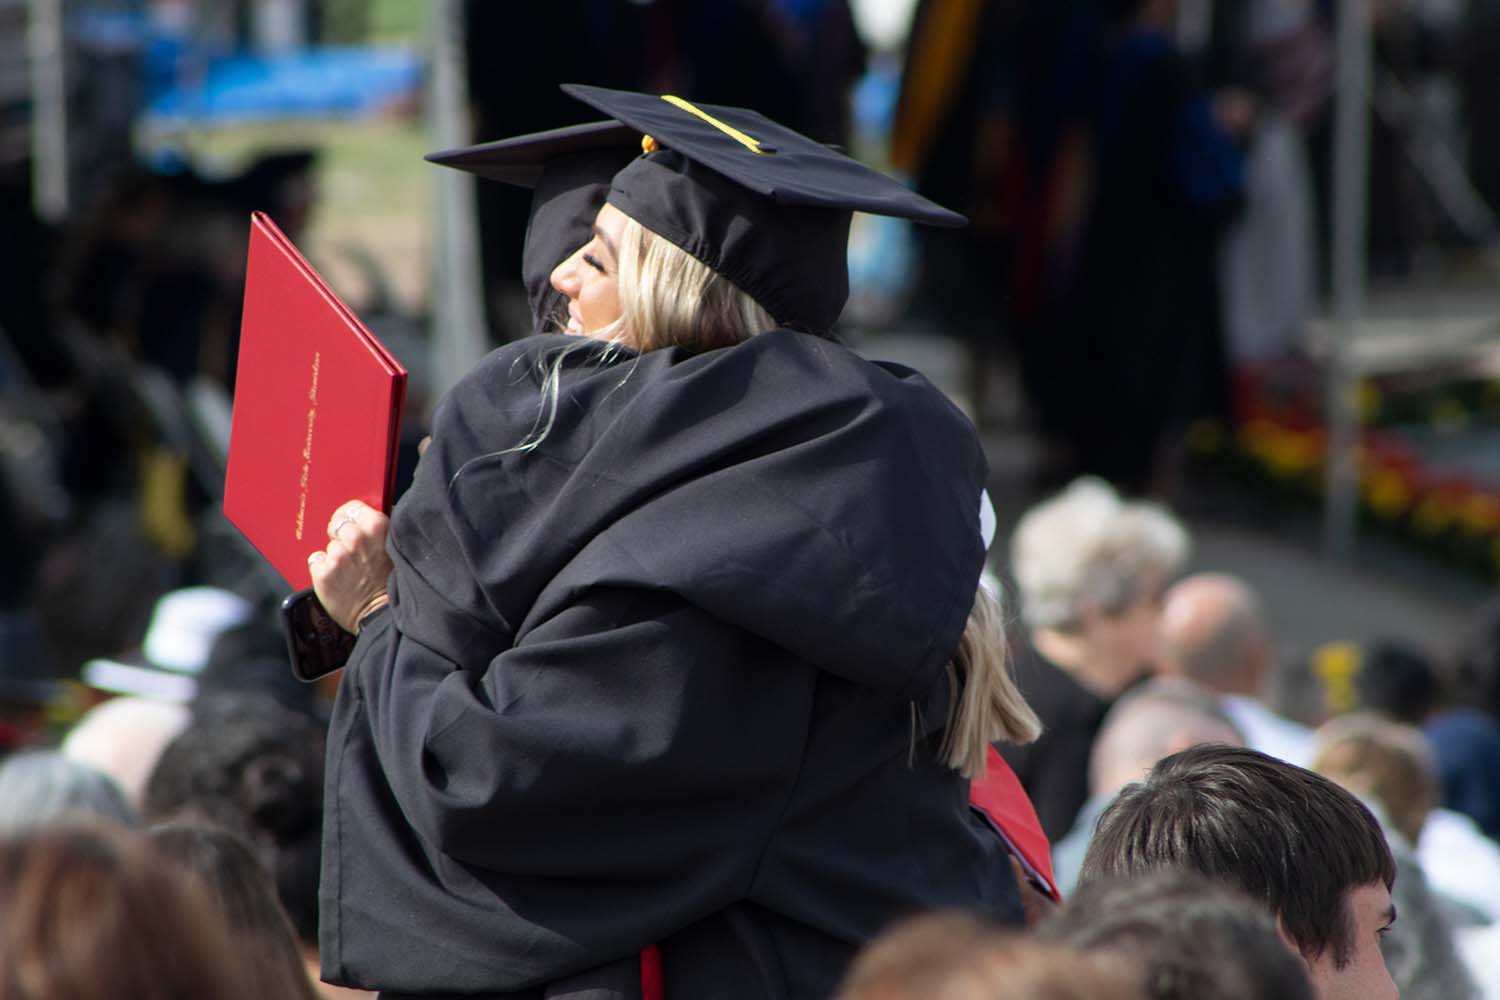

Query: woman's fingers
[311,500,394,633]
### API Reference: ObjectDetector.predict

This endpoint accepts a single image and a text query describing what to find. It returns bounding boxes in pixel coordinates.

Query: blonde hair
[613,216,775,353]
[1311,711,1438,844]
[512,219,777,455]
[941,583,1042,778]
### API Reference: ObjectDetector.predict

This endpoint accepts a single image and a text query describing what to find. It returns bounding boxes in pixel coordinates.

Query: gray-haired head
[1009,477,1189,632]
[0,749,138,833]
[1088,676,1244,796]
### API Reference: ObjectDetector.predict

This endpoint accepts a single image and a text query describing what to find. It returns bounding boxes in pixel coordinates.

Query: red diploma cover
[224,211,406,590]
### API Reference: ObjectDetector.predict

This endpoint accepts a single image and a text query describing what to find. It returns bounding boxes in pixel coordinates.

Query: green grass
[140,113,435,313]
[366,0,424,44]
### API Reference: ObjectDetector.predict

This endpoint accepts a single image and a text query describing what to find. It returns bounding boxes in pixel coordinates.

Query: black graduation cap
[429,84,967,334]
[427,121,640,326]
[425,120,636,188]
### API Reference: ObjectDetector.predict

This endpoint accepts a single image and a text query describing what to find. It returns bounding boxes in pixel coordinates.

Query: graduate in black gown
[305,86,1034,1000]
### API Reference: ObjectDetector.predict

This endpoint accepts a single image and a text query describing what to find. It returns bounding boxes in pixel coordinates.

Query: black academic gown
[319,330,1023,999]
[995,641,1114,842]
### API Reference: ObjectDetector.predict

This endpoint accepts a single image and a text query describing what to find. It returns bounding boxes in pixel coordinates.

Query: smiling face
[1298,882,1398,1000]
[550,202,629,341]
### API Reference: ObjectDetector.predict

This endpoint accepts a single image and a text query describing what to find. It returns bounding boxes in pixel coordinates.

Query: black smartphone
[280,588,357,682]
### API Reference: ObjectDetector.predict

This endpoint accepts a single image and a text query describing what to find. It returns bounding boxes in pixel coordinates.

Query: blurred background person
[1440,599,1500,843]
[1044,0,1247,497]
[60,695,190,811]
[1310,711,1480,999]
[832,910,1145,1000]
[1344,637,1500,927]
[0,748,137,833]
[0,632,62,758]
[1208,0,1329,369]
[142,692,327,982]
[146,822,322,1000]
[1048,675,1243,894]
[1038,868,1316,1000]
[1160,571,1314,766]
[887,0,1029,421]
[1000,475,1189,839]
[0,822,255,1000]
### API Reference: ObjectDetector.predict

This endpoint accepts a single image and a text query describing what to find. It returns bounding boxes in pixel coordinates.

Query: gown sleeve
[325,570,815,992]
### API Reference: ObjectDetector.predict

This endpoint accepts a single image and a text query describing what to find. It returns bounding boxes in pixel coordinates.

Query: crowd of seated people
[0,472,1494,998]
[6,3,1500,997]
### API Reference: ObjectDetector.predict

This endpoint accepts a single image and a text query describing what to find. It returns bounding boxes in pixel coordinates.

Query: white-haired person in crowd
[998,476,1190,839]
[0,749,138,833]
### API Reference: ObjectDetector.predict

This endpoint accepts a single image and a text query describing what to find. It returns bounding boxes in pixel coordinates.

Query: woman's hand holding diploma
[309,499,393,633]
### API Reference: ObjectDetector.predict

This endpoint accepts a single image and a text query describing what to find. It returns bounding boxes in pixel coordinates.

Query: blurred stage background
[2,0,1499,731]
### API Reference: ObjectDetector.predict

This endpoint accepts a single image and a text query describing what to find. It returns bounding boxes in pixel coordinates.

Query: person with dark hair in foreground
[0,823,255,1000]
[1038,868,1314,1000]
[146,823,321,1000]
[1081,744,1398,1000]
[141,693,326,965]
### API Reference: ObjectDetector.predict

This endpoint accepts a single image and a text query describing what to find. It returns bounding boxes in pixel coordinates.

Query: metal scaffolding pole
[424,0,487,401]
[1324,0,1372,558]
[27,0,67,221]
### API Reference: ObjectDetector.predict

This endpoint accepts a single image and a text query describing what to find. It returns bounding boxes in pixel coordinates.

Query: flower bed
[1188,358,1500,579]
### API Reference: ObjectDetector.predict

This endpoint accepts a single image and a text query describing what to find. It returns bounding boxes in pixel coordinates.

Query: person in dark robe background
[1050,0,1247,497]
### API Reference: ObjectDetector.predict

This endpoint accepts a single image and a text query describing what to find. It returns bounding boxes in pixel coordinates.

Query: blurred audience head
[80,585,254,704]
[60,695,190,809]
[832,910,1144,1000]
[143,692,325,946]
[196,614,325,722]
[1038,868,1314,1000]
[1452,593,1500,717]
[1313,712,1482,999]
[0,749,137,833]
[1353,639,1442,726]
[0,822,254,1000]
[1009,476,1189,691]
[1311,711,1438,846]
[1160,573,1273,697]
[1271,645,1340,729]
[1420,703,1500,844]
[1088,676,1243,797]
[0,611,61,752]
[146,822,319,1000]
[1082,744,1397,1000]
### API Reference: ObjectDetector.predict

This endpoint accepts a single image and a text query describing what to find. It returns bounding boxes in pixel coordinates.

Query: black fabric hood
[388,330,987,699]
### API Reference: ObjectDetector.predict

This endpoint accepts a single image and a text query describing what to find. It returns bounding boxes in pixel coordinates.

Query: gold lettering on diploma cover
[294,352,321,539]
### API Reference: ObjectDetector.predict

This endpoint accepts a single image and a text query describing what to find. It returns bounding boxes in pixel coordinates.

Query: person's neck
[1032,628,1143,698]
